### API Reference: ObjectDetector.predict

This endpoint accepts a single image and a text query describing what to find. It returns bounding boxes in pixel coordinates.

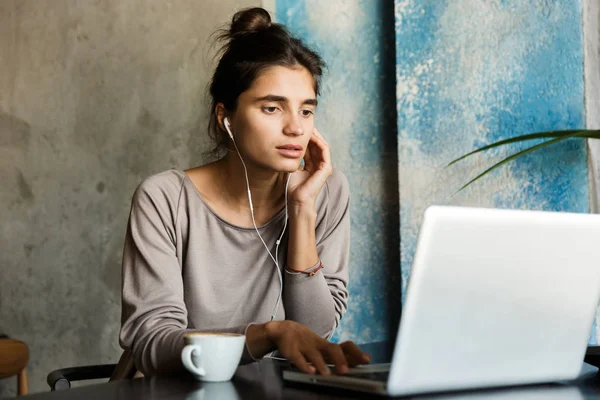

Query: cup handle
[181,344,206,377]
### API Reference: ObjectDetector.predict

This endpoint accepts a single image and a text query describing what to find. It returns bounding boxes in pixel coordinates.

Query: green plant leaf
[447,129,600,167]
[456,130,594,192]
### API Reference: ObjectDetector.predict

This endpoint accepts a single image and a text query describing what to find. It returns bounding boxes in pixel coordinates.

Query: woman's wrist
[264,320,285,341]
[289,202,317,220]
[245,321,282,359]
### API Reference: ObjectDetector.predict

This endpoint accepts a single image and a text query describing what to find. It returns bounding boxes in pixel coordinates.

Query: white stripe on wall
[584,0,600,343]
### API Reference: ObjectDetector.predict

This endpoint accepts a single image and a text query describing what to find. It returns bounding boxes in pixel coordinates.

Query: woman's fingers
[301,135,330,185]
[304,349,331,376]
[303,137,315,170]
[288,351,316,375]
[310,128,332,174]
[340,341,371,366]
[323,343,349,374]
[312,127,328,144]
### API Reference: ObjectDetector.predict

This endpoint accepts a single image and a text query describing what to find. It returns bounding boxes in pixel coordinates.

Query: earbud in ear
[224,117,234,141]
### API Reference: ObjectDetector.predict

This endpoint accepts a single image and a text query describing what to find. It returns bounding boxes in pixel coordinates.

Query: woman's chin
[274,160,302,173]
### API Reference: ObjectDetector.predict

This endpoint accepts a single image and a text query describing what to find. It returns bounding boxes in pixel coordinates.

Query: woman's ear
[215,103,227,131]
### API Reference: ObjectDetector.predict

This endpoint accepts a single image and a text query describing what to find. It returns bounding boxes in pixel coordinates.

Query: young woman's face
[228,65,317,173]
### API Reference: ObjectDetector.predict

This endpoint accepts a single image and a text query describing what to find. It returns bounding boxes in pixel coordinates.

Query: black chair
[47,350,138,391]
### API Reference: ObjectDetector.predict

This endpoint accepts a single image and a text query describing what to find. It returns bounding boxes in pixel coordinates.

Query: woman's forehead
[246,65,316,99]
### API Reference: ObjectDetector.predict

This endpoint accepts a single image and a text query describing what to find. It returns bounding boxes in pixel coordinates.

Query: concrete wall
[277,0,401,345]
[0,1,258,396]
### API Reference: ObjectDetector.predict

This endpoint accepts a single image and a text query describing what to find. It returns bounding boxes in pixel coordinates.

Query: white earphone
[223,116,291,321]
[224,117,234,141]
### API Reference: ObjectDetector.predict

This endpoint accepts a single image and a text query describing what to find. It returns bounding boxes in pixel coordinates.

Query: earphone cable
[231,138,288,321]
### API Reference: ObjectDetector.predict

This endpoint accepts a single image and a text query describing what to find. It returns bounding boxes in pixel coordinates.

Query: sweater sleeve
[118,176,254,376]
[282,169,350,339]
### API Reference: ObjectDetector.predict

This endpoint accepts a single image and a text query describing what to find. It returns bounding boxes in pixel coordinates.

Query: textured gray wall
[0,0,258,396]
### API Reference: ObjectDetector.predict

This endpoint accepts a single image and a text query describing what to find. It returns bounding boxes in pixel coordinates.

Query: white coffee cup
[181,332,245,382]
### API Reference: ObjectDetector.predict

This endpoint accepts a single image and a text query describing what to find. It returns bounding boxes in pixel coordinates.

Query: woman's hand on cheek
[287,128,333,209]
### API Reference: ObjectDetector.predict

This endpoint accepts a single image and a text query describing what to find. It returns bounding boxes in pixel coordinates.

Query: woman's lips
[276,144,303,158]
[276,148,303,158]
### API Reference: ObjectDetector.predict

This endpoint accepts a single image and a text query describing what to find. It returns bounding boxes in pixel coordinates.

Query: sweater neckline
[176,169,287,231]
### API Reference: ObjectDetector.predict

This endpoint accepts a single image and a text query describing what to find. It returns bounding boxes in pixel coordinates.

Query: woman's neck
[214,155,287,212]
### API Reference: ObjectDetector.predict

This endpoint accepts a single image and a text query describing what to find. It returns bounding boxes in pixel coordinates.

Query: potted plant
[449,129,600,191]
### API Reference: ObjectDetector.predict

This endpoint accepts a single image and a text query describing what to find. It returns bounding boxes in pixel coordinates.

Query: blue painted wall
[394,0,592,341]
[276,0,592,344]
[276,0,400,344]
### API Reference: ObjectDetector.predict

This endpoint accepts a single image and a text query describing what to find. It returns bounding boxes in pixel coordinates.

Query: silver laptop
[283,205,600,397]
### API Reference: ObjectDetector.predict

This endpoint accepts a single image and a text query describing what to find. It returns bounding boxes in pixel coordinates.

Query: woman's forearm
[286,204,319,270]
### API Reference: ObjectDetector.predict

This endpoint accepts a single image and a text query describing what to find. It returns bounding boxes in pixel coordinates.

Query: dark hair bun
[230,7,272,36]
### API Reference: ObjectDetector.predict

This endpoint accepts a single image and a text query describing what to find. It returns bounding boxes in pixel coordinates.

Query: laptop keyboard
[345,371,390,382]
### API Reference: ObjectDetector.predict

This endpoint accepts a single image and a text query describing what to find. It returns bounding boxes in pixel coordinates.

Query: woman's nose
[283,117,304,137]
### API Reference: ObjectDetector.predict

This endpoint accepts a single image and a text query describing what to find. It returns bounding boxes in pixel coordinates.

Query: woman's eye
[300,109,314,117]
[263,106,278,114]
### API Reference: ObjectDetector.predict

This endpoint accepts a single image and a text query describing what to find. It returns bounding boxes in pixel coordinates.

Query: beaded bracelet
[286,260,324,276]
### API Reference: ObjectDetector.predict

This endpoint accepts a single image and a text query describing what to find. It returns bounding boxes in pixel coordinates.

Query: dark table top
[18,342,600,399]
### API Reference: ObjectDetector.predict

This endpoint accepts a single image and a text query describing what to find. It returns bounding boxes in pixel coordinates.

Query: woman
[119,7,370,377]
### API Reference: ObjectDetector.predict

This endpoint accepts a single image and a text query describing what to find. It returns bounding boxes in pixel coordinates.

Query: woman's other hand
[246,320,370,375]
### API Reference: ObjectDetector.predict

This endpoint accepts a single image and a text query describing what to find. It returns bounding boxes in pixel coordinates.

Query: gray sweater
[119,168,350,376]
